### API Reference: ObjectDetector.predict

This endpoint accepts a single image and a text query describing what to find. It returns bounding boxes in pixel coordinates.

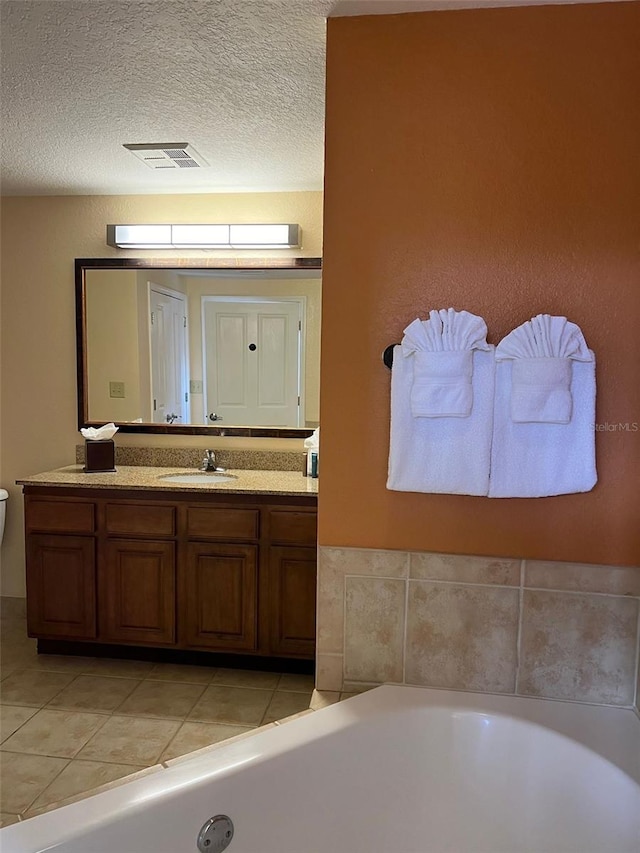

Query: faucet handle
[202,449,217,471]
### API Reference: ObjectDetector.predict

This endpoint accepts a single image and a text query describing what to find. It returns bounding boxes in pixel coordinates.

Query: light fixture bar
[106,224,300,249]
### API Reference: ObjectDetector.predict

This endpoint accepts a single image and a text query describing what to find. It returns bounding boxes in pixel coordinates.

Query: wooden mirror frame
[75,257,322,437]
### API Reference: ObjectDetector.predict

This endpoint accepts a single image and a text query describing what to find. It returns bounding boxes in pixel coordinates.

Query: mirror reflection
[83,267,321,430]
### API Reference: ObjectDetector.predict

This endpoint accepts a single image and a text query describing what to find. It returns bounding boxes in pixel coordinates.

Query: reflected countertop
[17,465,319,497]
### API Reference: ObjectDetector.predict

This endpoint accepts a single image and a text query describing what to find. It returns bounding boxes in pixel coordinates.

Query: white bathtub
[3,686,639,853]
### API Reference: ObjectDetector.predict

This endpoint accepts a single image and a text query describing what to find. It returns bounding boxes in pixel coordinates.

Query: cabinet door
[268,546,316,658]
[182,543,257,651]
[101,540,175,644]
[26,534,96,639]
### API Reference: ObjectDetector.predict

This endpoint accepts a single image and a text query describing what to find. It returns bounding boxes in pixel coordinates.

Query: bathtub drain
[196,815,234,852]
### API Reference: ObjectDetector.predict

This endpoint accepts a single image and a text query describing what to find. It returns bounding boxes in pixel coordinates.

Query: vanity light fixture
[106,224,301,249]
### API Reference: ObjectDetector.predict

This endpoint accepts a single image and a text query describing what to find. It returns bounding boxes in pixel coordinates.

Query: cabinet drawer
[187,506,259,541]
[268,510,317,546]
[27,499,95,534]
[105,503,175,537]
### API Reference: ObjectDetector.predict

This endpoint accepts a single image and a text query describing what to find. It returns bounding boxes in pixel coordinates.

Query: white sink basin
[158,472,237,485]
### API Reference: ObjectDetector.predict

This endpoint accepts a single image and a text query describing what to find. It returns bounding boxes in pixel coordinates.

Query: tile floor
[0,611,349,827]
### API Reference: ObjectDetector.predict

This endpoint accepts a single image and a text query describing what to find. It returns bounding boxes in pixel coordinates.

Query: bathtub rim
[2,684,639,852]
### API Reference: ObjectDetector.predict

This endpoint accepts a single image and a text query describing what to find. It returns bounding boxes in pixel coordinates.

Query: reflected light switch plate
[109,381,125,398]
[190,380,203,394]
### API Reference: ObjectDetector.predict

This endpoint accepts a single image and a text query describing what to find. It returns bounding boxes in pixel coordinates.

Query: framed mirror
[76,258,322,437]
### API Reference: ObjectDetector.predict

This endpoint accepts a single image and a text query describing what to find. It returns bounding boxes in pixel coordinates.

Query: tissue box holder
[84,439,116,473]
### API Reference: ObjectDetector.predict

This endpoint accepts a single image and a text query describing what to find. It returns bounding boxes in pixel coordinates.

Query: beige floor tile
[0,752,68,813]
[309,689,340,710]
[81,659,155,679]
[77,715,180,765]
[0,813,21,827]
[160,721,252,762]
[1,646,39,674]
[262,691,312,724]
[145,663,217,684]
[0,670,75,707]
[211,668,280,689]
[24,655,98,674]
[28,759,144,812]
[188,685,273,726]
[0,705,38,742]
[26,765,163,818]
[339,692,359,701]
[276,673,315,693]
[115,680,206,720]
[1,709,108,758]
[47,675,140,713]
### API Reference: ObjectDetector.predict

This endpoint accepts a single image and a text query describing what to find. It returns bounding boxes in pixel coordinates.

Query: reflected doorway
[203,297,304,427]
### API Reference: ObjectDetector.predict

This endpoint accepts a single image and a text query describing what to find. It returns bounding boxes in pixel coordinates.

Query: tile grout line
[402,554,410,685]
[515,560,525,696]
[633,606,640,712]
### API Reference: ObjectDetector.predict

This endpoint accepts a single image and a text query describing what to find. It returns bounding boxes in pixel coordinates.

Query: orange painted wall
[320,2,640,566]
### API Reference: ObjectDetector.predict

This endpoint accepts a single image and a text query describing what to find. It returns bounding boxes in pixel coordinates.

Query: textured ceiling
[0,0,624,196]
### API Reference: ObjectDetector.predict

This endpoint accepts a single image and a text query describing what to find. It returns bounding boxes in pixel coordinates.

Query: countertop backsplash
[75,445,305,472]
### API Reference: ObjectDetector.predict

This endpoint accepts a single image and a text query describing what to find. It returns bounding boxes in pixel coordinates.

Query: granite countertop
[17,465,318,497]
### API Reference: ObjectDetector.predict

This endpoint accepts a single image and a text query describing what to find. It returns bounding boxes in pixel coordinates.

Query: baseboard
[0,596,26,620]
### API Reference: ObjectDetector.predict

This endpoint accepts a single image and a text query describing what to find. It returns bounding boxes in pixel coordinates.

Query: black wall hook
[382,343,400,370]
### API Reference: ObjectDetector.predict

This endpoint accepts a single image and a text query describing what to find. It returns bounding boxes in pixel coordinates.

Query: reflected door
[150,287,188,425]
[204,299,302,426]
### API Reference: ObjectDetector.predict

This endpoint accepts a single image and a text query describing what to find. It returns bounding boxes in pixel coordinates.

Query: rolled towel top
[400,309,492,419]
[496,315,593,424]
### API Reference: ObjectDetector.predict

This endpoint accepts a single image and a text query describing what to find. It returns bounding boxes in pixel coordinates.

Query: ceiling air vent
[123,143,208,170]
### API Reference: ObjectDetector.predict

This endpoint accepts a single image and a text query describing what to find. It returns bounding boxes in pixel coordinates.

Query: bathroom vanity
[18,467,318,666]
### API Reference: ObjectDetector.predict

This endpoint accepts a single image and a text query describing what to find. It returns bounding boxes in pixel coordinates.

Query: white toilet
[0,489,8,547]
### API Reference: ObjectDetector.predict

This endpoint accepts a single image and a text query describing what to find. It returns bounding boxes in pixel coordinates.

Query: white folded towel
[402,310,491,418]
[496,314,592,424]
[388,346,496,496]
[489,315,596,498]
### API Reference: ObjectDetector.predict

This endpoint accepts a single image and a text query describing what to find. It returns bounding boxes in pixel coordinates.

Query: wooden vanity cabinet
[23,488,317,662]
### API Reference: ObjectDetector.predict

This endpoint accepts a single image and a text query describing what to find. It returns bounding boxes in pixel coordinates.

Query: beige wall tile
[322,546,408,578]
[344,577,405,683]
[410,553,520,586]
[518,590,639,705]
[525,561,640,596]
[317,554,345,654]
[341,682,378,693]
[406,581,519,693]
[315,654,343,691]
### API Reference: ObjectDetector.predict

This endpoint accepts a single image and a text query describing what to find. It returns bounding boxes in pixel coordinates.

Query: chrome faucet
[201,450,218,472]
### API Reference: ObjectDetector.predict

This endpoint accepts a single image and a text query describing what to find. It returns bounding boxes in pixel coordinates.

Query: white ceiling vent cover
[123,143,208,170]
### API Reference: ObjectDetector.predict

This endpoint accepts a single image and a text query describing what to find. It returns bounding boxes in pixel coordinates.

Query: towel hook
[382,343,400,370]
